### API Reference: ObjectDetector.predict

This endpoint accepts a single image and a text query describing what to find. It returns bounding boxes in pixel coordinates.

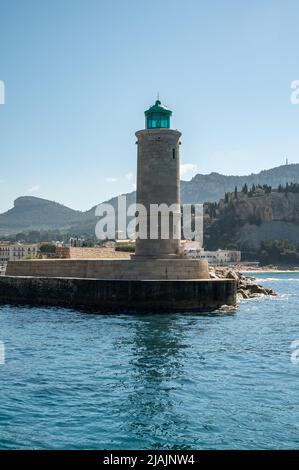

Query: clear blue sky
[0,0,298,212]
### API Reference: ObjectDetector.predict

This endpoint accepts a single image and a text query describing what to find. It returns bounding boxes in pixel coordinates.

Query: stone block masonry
[135,129,182,258]
[56,246,131,259]
[6,258,210,280]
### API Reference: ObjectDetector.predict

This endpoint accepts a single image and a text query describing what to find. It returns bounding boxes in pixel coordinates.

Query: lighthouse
[134,99,182,258]
[5,97,236,312]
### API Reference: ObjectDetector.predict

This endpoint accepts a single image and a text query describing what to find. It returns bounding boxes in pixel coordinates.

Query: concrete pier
[0,276,237,312]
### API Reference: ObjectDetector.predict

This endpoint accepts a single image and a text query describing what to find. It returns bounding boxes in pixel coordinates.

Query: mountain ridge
[181,163,299,203]
[1,164,299,235]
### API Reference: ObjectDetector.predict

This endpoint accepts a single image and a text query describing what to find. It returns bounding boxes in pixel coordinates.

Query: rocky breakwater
[209,267,276,301]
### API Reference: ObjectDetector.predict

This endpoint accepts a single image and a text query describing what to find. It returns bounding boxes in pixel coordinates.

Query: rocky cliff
[204,188,299,252]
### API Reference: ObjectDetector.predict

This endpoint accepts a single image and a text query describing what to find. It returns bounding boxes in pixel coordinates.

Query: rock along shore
[209,266,276,301]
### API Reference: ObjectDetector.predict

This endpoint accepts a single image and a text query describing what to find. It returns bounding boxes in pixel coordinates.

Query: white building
[197,249,241,265]
[182,242,241,265]
[0,243,39,262]
[70,237,85,247]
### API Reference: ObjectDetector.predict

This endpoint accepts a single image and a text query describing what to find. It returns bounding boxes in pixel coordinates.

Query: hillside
[204,185,299,255]
[0,193,137,236]
[68,191,136,236]
[0,197,83,234]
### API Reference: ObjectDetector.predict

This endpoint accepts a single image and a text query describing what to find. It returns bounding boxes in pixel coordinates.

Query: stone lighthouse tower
[4,96,236,311]
[134,99,182,258]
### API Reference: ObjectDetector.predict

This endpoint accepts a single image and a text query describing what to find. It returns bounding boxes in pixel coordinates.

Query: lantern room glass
[146,114,170,129]
[145,99,172,130]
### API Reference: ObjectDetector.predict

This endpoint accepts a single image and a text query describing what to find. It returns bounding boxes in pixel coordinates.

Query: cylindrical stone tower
[134,99,182,258]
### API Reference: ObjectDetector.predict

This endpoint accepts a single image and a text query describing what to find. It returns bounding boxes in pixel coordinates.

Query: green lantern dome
[145,99,172,129]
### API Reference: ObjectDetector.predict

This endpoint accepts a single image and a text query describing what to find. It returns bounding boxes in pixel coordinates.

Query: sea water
[0,272,298,449]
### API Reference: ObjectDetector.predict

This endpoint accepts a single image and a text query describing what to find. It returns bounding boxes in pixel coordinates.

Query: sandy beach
[238,267,299,273]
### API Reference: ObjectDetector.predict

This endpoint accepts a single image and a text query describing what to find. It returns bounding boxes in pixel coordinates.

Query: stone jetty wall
[0,276,237,312]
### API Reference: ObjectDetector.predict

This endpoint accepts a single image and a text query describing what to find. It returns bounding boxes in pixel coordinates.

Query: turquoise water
[0,273,298,449]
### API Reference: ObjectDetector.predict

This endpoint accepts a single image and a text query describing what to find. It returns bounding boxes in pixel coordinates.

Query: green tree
[39,243,56,254]
[242,183,248,194]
